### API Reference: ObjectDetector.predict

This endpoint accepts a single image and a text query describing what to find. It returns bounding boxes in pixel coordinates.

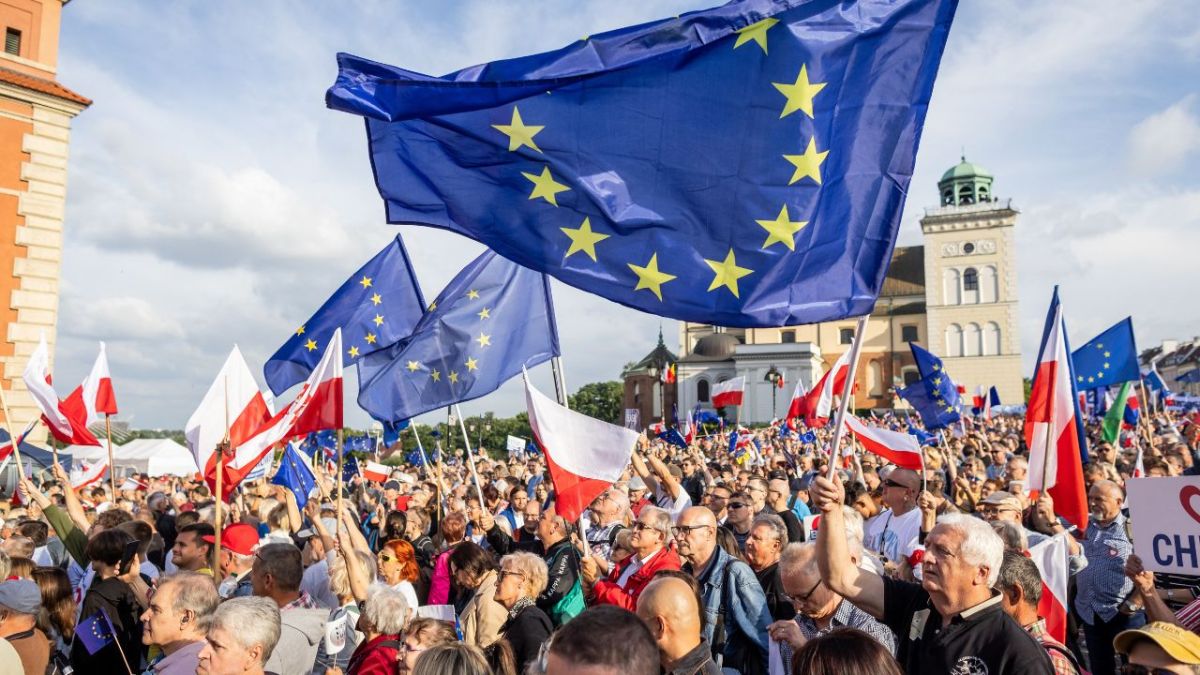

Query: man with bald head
[766,478,804,542]
[1076,479,1145,675]
[636,576,720,674]
[862,467,922,564]
[674,506,771,671]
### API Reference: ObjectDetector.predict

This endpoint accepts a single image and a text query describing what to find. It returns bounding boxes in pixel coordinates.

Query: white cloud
[1128,94,1200,175]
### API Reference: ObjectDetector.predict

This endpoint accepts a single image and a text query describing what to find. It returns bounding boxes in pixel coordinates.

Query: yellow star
[449,371,459,384]
[561,217,610,262]
[628,253,676,301]
[704,249,753,298]
[370,293,382,306]
[1077,376,1084,382]
[359,276,372,289]
[522,166,570,206]
[783,138,829,185]
[431,369,441,382]
[365,333,377,345]
[1103,362,1110,369]
[755,205,807,251]
[1097,371,1104,378]
[772,64,826,119]
[478,307,491,320]
[476,333,492,348]
[466,357,479,372]
[466,289,480,300]
[295,326,305,336]
[733,17,778,53]
[492,106,544,153]
[373,314,384,326]
[304,339,318,352]
[932,377,942,386]
[428,301,437,311]
[933,364,941,371]
[348,346,360,358]
[406,361,420,372]
[1088,376,1095,383]
[1096,343,1104,349]
[1104,351,1111,358]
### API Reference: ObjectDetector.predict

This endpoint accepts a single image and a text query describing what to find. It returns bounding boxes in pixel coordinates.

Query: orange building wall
[0,111,30,378]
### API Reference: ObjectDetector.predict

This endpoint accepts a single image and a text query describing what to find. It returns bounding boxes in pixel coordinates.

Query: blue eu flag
[342,455,360,482]
[327,0,958,328]
[265,236,426,396]
[357,251,560,423]
[1071,317,1139,391]
[75,609,115,655]
[896,342,961,430]
[271,443,317,510]
[378,418,408,447]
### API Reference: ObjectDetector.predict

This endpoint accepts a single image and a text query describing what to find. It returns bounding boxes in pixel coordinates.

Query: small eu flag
[75,609,116,655]
[342,455,360,482]
[327,0,957,327]
[357,250,560,423]
[896,342,961,430]
[271,443,317,510]
[265,235,426,396]
[1070,317,1139,391]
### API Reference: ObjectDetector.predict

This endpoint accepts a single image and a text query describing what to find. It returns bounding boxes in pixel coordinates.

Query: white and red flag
[711,377,745,408]
[796,350,852,427]
[1029,534,1070,643]
[1024,288,1088,531]
[0,419,37,462]
[21,335,100,446]
[80,342,118,425]
[70,459,108,491]
[524,374,639,522]
[785,380,808,420]
[362,461,390,482]
[844,415,924,471]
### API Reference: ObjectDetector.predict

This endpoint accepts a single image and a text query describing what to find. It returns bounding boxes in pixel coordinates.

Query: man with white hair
[585,487,629,565]
[197,597,281,675]
[811,473,1053,674]
[140,572,220,674]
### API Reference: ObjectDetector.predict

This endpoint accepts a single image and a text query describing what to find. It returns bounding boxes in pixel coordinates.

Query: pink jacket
[427,548,452,606]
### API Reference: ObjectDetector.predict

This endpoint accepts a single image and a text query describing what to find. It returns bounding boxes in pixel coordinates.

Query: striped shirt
[779,598,896,665]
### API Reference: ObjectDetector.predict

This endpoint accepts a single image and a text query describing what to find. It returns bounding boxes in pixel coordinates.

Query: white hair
[936,513,1005,586]
[209,597,281,665]
[363,583,410,635]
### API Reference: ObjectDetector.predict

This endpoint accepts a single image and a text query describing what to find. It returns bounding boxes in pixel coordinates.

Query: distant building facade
[1142,339,1200,397]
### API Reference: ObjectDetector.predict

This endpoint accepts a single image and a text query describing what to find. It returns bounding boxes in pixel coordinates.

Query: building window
[944,269,961,305]
[963,242,975,254]
[868,360,883,397]
[963,267,979,291]
[781,330,796,344]
[980,265,998,303]
[901,325,918,343]
[946,324,963,357]
[839,328,854,345]
[902,368,921,386]
[964,323,981,357]
[984,322,1001,356]
[4,29,19,57]
[697,379,710,403]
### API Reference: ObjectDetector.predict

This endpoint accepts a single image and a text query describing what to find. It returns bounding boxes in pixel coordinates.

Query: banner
[624,408,641,431]
[506,435,526,458]
[1127,476,1200,574]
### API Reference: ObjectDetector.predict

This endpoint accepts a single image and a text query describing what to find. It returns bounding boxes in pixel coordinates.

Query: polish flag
[844,415,924,471]
[1024,289,1088,531]
[1029,534,1070,643]
[70,460,108,491]
[785,380,808,420]
[0,419,37,462]
[82,343,118,424]
[524,374,639,522]
[21,336,101,446]
[797,350,852,427]
[222,329,344,499]
[185,345,274,501]
[362,461,390,482]
[711,377,745,408]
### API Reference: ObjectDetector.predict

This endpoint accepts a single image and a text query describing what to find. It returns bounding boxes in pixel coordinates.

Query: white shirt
[393,580,420,609]
[863,507,921,564]
[301,556,338,609]
[617,548,663,589]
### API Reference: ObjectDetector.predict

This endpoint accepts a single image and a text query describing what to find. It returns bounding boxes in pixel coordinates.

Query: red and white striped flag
[1029,534,1070,643]
[785,379,807,420]
[22,335,101,446]
[80,342,118,426]
[797,350,852,427]
[362,461,390,483]
[711,377,745,408]
[844,415,924,471]
[70,460,109,491]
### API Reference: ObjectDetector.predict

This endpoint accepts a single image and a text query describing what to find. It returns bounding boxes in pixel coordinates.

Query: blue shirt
[1074,514,1134,623]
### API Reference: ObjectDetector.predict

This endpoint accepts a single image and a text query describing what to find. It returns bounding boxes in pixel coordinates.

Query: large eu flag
[896,342,961,430]
[264,236,426,396]
[327,0,958,328]
[1071,317,1139,391]
[357,251,560,423]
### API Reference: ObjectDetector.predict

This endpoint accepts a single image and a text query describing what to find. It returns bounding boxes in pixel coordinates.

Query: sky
[49,0,1200,430]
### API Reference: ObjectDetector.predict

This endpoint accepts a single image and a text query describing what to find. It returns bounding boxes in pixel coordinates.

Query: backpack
[549,547,586,625]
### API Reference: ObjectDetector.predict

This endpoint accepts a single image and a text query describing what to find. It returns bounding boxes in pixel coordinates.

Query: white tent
[65,439,198,476]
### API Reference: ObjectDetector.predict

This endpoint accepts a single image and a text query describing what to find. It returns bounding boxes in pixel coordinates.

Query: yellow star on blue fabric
[476,333,491,348]
[478,307,491,320]
[449,371,460,384]
[704,249,753,298]
[561,217,610,261]
[373,314,384,326]
[492,106,544,153]
[628,253,676,301]
[348,346,360,358]
[733,18,778,53]
[406,361,420,372]
[370,293,382,306]
[466,357,479,372]
[466,289,480,300]
[755,205,807,251]
[431,369,441,382]
[305,339,318,352]
[295,326,305,336]
[365,333,377,345]
[522,166,570,206]
[772,64,826,119]
[359,276,373,289]
[783,138,829,185]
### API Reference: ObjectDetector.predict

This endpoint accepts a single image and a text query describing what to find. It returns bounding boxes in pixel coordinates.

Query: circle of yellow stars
[1077,342,1113,385]
[401,287,493,388]
[294,275,389,358]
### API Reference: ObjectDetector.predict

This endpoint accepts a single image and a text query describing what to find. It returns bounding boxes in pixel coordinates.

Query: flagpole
[548,357,591,556]
[0,385,25,478]
[335,427,345,522]
[105,413,117,502]
[432,439,448,520]
[103,608,135,675]
[453,404,485,506]
[216,376,229,561]
[826,314,869,480]
[1137,379,1154,448]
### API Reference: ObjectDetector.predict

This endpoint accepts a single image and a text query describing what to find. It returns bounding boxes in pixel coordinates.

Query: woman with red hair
[378,539,421,608]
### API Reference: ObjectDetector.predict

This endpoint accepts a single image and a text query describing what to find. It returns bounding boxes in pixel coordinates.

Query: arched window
[958,185,974,204]
[980,266,998,303]
[946,324,963,357]
[697,379,710,403]
[944,269,961,305]
[868,360,883,397]
[901,366,920,386]
[963,267,979,304]
[964,323,981,357]
[984,322,1001,356]
[634,382,641,405]
[942,188,954,205]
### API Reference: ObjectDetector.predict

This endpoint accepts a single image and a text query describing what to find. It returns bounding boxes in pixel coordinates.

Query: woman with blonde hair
[397,618,455,675]
[493,551,553,674]
[412,642,491,675]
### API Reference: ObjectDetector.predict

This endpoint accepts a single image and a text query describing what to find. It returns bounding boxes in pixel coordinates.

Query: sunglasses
[1121,666,1179,675]
[728,502,748,509]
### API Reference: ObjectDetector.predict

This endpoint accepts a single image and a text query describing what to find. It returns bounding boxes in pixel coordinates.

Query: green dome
[940,157,992,183]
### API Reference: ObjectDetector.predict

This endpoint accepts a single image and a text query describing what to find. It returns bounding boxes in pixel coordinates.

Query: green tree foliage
[568,381,623,425]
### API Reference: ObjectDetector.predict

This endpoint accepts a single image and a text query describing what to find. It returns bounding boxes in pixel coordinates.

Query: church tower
[920,158,1023,404]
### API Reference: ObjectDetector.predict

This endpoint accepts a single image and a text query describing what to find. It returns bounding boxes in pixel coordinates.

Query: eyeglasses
[378,554,397,563]
[787,578,823,603]
[672,524,711,536]
[728,502,748,509]
[498,570,526,582]
[631,521,657,533]
[1120,665,1178,675]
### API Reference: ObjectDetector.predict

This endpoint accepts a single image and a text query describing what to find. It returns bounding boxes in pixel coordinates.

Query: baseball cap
[202,523,261,557]
[0,580,40,614]
[383,480,402,491]
[979,491,1022,512]
[1114,621,1200,665]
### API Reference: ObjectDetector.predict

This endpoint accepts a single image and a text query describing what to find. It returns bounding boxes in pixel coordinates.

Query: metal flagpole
[549,357,591,556]
[826,314,870,479]
[216,376,229,562]
[454,404,486,506]
[105,414,117,500]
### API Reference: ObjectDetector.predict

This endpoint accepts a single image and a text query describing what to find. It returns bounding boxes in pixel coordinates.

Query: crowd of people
[0,405,1196,675]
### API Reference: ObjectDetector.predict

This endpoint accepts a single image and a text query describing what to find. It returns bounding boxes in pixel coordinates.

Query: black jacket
[70,576,144,674]
[502,605,553,675]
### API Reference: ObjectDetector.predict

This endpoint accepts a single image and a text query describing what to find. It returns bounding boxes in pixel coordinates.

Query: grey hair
[779,542,819,578]
[362,583,410,635]
[501,551,548,599]
[989,520,1028,553]
[639,506,673,544]
[209,597,281,665]
[328,550,378,600]
[936,513,1005,587]
[0,550,10,580]
[751,513,788,545]
[607,489,630,517]
[159,572,220,631]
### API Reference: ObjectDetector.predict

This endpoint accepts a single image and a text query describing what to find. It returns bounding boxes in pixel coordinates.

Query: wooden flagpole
[454,404,485,506]
[0,385,24,482]
[826,314,869,479]
[105,414,117,499]
[215,376,229,561]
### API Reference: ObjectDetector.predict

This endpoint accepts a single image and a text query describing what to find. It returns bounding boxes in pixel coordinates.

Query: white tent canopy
[65,438,198,476]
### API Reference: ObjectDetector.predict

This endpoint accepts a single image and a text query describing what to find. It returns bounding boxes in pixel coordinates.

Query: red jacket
[346,633,401,675]
[592,546,681,611]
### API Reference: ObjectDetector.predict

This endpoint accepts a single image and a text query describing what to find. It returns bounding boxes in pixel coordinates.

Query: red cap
[202,523,260,557]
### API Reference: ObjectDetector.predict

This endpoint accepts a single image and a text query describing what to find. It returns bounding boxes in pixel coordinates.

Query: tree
[568,381,624,425]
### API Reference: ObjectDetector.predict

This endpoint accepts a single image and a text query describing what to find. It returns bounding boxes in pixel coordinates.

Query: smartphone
[118,539,141,575]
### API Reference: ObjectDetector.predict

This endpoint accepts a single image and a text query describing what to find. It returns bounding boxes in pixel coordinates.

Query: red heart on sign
[1180,486,1200,525]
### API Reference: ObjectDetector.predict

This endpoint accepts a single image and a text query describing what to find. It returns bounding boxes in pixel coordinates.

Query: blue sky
[51,1,1200,429]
